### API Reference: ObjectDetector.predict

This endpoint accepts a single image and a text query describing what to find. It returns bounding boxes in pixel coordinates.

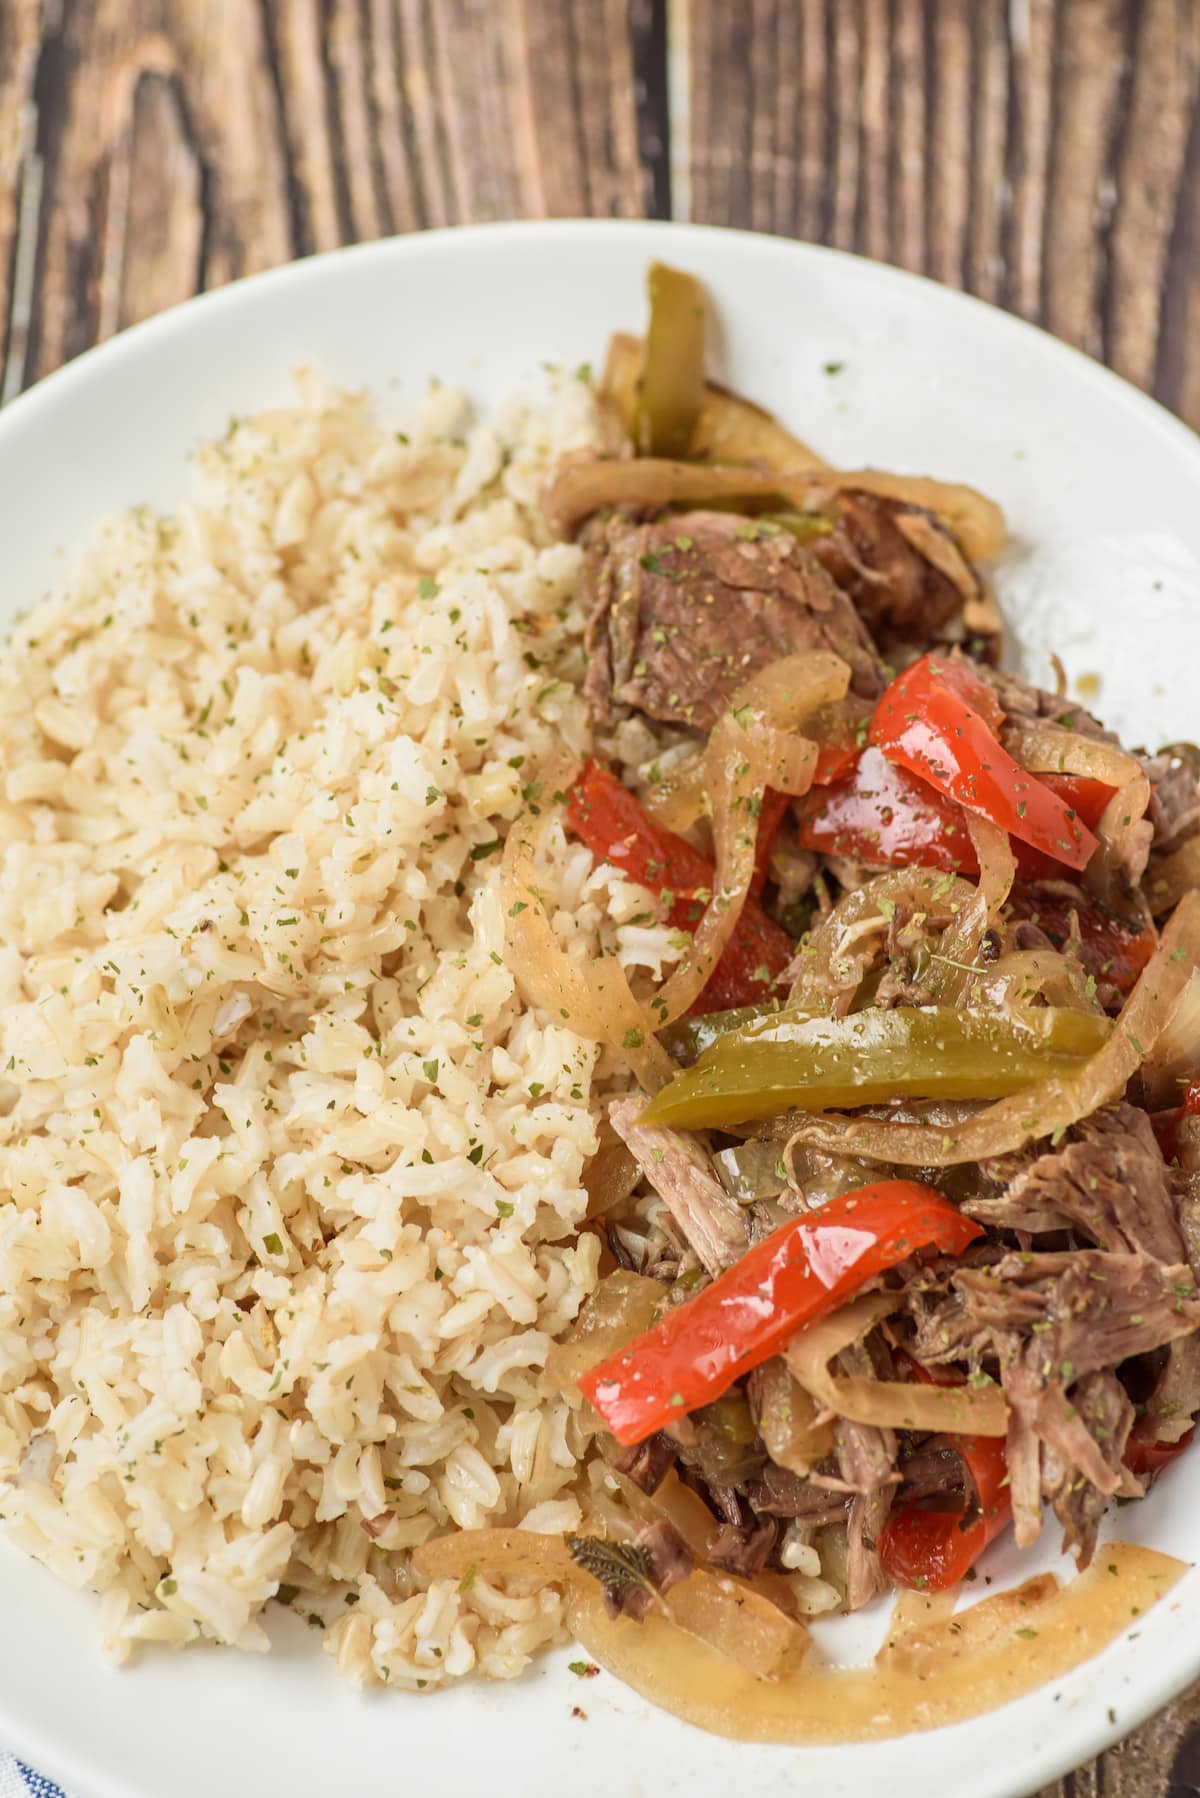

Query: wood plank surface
[2,3,1200,1791]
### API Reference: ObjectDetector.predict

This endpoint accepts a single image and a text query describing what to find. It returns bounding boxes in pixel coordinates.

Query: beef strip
[742,1461,854,1525]
[805,491,983,654]
[833,1341,899,1609]
[1145,751,1200,851]
[583,510,884,731]
[968,1103,1185,1265]
[636,1520,693,1596]
[982,667,1117,745]
[708,1519,780,1578]
[896,1437,969,1504]
[984,667,1200,868]
[1040,1370,1134,1565]
[911,1248,1200,1555]
[608,1095,748,1276]
[613,1432,677,1496]
[1140,1332,1200,1445]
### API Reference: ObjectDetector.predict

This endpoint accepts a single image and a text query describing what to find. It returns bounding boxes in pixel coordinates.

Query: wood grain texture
[684,0,1200,424]
[3,2,1200,1791]
[0,0,649,392]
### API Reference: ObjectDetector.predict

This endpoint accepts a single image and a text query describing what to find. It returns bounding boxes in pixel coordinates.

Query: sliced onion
[1005,720,1153,911]
[788,866,981,1015]
[543,458,1004,563]
[891,510,980,603]
[567,1565,808,1683]
[1137,968,1200,1107]
[971,948,1103,1014]
[501,775,674,1090]
[583,1119,641,1219]
[817,471,1006,562]
[607,1464,718,1562]
[641,755,708,832]
[650,653,847,1027]
[562,1542,1181,1742]
[787,889,1200,1166]
[544,1269,663,1405]
[1147,835,1200,918]
[785,1295,1009,1436]
[924,815,1015,1002]
[749,1357,835,1474]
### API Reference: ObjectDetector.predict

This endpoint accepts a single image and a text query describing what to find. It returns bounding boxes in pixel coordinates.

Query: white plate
[2,220,1199,1798]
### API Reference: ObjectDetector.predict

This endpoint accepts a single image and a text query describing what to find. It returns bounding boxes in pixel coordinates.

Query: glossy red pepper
[879,1434,1012,1592]
[797,751,1116,882]
[565,763,797,1013]
[812,739,861,787]
[1004,883,1157,996]
[869,654,1100,872]
[796,746,977,873]
[1124,1427,1195,1478]
[578,1181,982,1446]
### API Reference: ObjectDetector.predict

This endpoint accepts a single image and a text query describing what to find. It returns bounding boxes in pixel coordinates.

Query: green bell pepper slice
[659,999,785,1067]
[639,1004,1113,1131]
[634,261,707,457]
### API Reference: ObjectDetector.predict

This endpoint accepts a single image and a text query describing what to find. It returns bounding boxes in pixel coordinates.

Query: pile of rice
[0,370,678,1687]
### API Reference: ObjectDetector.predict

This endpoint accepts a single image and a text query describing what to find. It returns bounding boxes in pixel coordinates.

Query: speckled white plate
[2,220,1199,1798]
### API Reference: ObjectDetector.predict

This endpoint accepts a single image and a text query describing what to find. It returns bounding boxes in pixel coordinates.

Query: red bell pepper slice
[879,1434,1011,1592]
[797,750,1116,882]
[796,746,976,873]
[869,654,1099,873]
[813,739,861,787]
[578,1181,981,1446]
[1004,884,1157,996]
[565,763,796,1013]
[1124,1427,1194,1478]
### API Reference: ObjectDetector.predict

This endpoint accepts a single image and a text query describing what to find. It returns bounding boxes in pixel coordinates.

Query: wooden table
[2,2,1199,1790]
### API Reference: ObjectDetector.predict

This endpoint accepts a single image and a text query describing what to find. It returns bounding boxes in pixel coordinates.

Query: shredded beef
[910,1247,1199,1558]
[833,1342,899,1609]
[1040,1371,1135,1565]
[805,491,982,654]
[845,1488,895,1611]
[582,510,883,731]
[1144,750,1200,854]
[742,1462,853,1525]
[608,1095,748,1276]
[613,1432,677,1496]
[1174,1171,1200,1280]
[940,1249,1199,1375]
[708,1519,780,1577]
[896,1438,969,1505]
[1138,1332,1200,1447]
[635,1519,693,1598]
[982,667,1117,744]
[969,1103,1185,1265]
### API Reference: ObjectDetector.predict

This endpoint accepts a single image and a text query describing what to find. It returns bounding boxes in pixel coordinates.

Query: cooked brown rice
[0,370,678,1688]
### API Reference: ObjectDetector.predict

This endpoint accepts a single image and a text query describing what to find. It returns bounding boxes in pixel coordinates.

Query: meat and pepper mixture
[530,265,1200,1624]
